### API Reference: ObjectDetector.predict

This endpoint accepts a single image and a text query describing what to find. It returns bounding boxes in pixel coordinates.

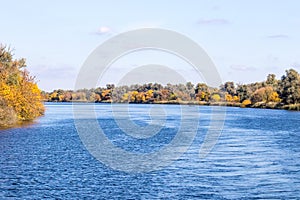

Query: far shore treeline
[44,68,300,111]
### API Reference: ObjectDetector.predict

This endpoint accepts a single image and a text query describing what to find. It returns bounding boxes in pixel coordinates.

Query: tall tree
[221,81,236,96]
[236,84,251,102]
[279,69,300,104]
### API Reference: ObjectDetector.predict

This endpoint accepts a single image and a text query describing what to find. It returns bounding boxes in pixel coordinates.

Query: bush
[210,94,221,102]
[241,99,252,108]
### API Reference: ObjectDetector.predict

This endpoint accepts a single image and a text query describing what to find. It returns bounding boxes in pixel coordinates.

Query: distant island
[44,69,300,111]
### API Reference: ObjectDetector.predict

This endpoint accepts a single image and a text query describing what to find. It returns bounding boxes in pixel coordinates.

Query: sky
[1,0,300,91]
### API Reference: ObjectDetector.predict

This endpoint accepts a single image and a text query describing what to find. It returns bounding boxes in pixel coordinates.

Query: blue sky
[1,0,300,91]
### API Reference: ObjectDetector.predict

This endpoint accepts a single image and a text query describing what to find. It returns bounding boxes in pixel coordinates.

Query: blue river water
[1,103,300,199]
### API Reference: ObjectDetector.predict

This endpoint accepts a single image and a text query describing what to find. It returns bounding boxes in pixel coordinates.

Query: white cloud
[28,64,78,91]
[266,34,289,39]
[291,62,300,69]
[197,18,229,25]
[230,64,256,71]
[95,26,112,35]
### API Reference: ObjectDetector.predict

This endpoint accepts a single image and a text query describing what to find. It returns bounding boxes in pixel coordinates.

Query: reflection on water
[0,120,38,131]
[0,103,300,199]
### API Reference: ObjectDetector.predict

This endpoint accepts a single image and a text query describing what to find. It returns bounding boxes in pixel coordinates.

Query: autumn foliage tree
[0,45,44,127]
[251,86,280,103]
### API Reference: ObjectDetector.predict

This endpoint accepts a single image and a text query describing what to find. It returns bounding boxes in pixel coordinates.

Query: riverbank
[44,100,300,111]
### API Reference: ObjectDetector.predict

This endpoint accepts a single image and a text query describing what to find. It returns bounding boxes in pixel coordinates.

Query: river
[1,103,300,199]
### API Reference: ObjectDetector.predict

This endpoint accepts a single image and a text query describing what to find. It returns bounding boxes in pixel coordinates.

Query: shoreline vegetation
[43,68,300,111]
[45,99,300,111]
[0,45,44,128]
[1,45,300,128]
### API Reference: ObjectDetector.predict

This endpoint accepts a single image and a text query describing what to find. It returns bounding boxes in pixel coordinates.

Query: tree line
[2,44,298,127]
[0,45,45,127]
[44,68,300,110]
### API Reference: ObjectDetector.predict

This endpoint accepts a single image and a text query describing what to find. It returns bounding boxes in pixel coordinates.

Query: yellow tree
[0,45,44,124]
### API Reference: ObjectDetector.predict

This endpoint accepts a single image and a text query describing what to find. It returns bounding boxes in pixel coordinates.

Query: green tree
[279,69,300,104]
[236,84,251,102]
[195,83,210,101]
[221,81,236,96]
[266,74,278,87]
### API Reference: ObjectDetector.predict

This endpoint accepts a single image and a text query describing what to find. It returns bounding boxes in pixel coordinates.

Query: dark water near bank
[1,103,300,199]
